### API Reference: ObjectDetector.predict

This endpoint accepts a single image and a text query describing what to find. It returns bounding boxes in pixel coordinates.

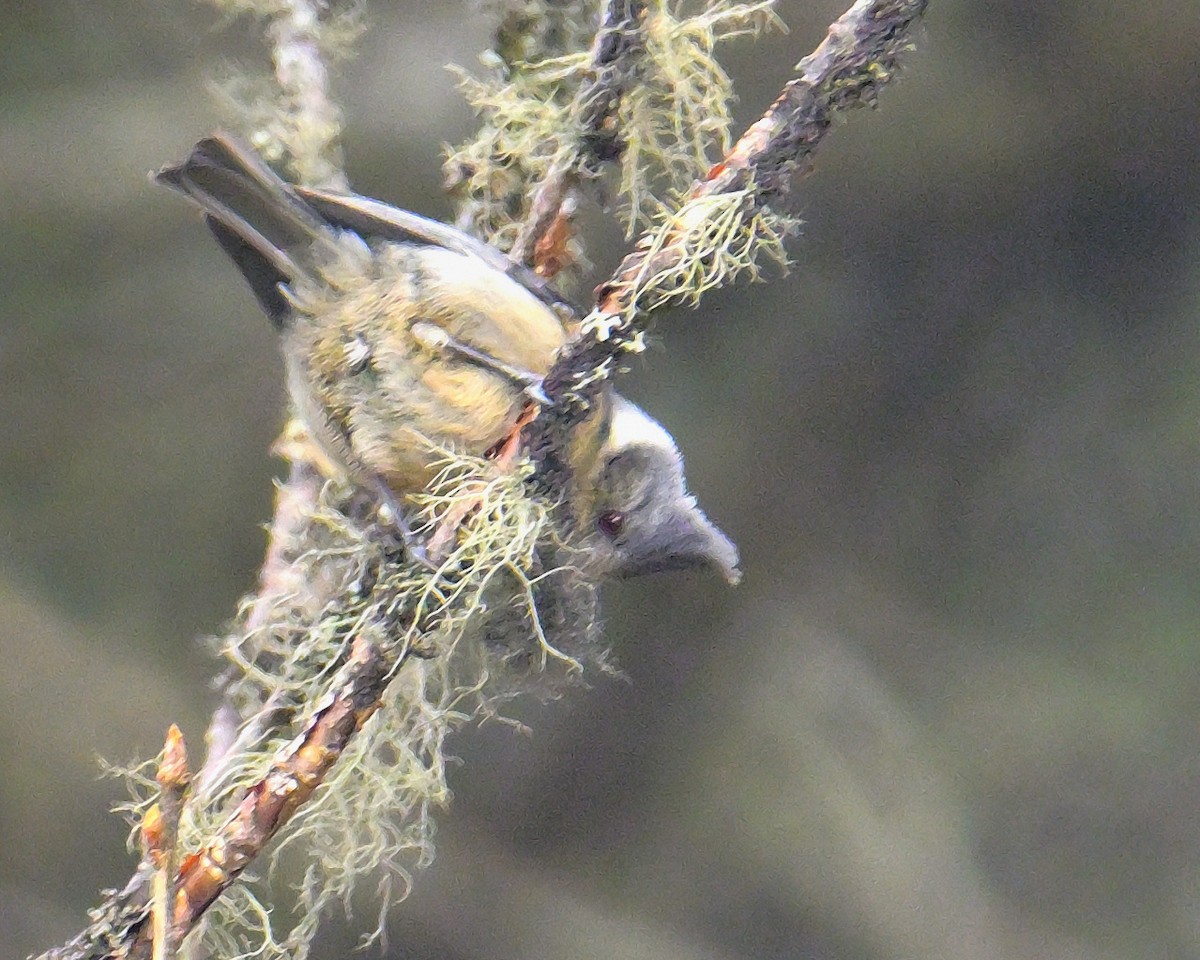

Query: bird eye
[597,510,625,539]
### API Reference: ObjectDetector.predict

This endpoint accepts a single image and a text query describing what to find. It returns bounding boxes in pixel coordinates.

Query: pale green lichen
[447,0,783,244]
[575,188,794,343]
[631,188,795,310]
[446,56,585,249]
[119,451,601,960]
[615,0,783,229]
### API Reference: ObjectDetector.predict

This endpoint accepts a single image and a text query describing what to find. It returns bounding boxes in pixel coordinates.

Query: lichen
[446,0,784,244]
[116,446,604,960]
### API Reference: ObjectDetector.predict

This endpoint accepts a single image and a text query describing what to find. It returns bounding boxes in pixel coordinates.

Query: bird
[157,133,739,582]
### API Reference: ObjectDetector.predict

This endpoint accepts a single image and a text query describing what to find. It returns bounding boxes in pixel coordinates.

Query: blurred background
[3,2,1200,958]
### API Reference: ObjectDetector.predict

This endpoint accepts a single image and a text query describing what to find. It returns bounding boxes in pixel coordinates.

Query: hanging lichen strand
[114,456,604,960]
[446,0,783,249]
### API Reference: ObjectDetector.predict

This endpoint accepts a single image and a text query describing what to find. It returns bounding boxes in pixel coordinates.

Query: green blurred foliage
[3,2,1200,959]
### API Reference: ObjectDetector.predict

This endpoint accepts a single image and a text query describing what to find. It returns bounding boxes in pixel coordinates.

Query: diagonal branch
[38,632,409,960]
[699,0,927,201]
[157,635,395,955]
[527,0,930,496]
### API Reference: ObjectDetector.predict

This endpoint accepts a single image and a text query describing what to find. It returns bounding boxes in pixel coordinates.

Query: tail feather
[156,134,329,327]
[157,132,579,327]
[204,216,297,327]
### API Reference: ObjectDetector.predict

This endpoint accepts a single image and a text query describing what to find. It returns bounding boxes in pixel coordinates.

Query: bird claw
[524,380,551,407]
[372,479,438,572]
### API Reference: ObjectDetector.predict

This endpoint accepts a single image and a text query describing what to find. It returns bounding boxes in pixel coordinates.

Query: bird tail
[158,133,579,325]
[155,134,330,327]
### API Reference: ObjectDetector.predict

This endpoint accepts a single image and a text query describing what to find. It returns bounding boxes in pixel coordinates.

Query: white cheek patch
[608,396,681,461]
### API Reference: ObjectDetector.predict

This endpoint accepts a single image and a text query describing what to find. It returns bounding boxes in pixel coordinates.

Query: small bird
[157,134,739,582]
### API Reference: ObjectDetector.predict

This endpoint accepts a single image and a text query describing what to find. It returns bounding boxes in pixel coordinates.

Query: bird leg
[369,476,436,570]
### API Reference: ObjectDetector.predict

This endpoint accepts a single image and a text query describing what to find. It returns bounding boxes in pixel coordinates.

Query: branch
[265,0,349,190]
[155,635,395,956]
[527,0,929,496]
[509,0,647,273]
[38,629,411,960]
[702,0,927,200]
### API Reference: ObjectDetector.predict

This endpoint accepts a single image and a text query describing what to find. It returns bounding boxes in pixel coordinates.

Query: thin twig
[509,0,647,272]
[194,460,324,798]
[150,727,191,960]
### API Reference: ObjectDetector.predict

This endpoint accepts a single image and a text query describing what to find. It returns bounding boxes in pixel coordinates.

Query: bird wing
[296,186,577,320]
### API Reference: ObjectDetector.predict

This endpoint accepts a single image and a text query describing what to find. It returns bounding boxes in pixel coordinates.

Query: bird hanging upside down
[157,134,739,583]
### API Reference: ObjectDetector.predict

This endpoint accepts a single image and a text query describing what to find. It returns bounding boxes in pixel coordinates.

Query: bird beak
[681,506,742,585]
[622,502,742,585]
